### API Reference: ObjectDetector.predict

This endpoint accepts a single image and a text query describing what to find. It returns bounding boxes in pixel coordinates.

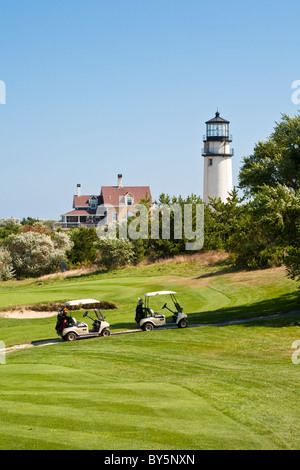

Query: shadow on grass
[194,265,245,280]
[63,268,108,281]
[109,292,300,332]
[110,321,139,331]
[233,313,300,328]
[187,291,300,327]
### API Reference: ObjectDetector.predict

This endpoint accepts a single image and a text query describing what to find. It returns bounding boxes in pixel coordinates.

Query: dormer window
[127,196,133,206]
[89,196,98,209]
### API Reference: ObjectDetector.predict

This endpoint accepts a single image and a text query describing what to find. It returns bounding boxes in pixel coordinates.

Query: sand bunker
[0,310,58,319]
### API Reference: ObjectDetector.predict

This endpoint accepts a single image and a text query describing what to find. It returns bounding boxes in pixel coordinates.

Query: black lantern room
[204,111,232,142]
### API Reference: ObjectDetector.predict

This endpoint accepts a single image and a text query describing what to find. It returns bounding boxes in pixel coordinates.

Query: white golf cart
[59,299,111,341]
[135,291,188,331]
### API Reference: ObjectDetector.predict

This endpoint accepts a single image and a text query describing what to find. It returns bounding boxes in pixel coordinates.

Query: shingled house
[60,175,152,228]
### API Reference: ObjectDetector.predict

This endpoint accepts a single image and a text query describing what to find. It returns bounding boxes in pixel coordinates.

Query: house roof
[62,209,97,216]
[101,186,152,206]
[73,195,103,208]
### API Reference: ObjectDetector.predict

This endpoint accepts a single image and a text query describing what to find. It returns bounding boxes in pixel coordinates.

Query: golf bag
[55,313,68,335]
[135,303,146,325]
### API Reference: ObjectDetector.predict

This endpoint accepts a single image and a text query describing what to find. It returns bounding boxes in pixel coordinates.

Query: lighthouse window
[208,159,213,166]
[207,124,229,137]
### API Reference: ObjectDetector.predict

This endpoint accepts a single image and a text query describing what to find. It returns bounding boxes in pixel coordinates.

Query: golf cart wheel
[142,322,154,332]
[65,332,77,341]
[101,328,111,337]
[178,319,188,329]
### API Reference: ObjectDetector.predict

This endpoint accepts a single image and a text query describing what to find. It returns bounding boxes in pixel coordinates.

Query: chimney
[118,174,123,188]
[77,184,81,197]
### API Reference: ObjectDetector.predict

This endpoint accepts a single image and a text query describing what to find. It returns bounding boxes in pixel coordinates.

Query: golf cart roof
[144,291,177,297]
[65,299,101,307]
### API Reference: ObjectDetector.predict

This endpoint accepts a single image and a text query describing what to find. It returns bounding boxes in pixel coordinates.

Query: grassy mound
[0,300,118,313]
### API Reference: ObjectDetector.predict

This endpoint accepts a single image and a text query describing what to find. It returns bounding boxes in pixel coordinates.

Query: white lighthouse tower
[202,111,233,204]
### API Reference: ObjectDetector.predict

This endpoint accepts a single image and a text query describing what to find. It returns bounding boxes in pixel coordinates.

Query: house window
[127,197,133,206]
[208,159,213,167]
[112,212,118,222]
[89,197,98,209]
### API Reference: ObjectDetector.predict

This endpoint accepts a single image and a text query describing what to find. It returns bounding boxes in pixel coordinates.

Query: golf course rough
[0,262,299,450]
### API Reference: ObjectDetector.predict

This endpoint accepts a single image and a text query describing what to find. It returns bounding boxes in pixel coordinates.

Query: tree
[285,231,300,283]
[21,221,52,235]
[250,184,300,246]
[4,232,71,278]
[248,185,300,277]
[0,218,22,239]
[204,189,245,251]
[239,113,300,196]
[237,113,300,275]
[0,248,14,280]
[52,231,73,252]
[20,217,40,226]
[67,227,98,266]
[226,204,284,269]
[145,193,203,259]
[96,237,134,271]
[132,238,146,265]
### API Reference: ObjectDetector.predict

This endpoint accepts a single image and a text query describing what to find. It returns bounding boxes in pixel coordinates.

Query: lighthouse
[202,111,233,204]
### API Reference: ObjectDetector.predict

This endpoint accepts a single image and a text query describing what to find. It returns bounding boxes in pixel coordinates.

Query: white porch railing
[51,222,101,230]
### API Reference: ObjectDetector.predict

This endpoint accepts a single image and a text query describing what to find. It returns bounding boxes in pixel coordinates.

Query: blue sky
[0,0,299,220]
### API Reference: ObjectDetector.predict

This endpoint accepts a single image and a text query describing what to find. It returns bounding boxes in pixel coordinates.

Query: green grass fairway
[1,324,300,450]
[0,262,299,347]
[0,259,300,449]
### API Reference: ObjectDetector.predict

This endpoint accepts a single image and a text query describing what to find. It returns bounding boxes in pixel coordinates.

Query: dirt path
[2,310,299,356]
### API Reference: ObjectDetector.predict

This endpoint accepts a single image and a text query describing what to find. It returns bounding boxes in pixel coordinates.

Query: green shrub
[4,232,72,279]
[96,237,134,271]
[0,248,15,280]
[67,228,98,267]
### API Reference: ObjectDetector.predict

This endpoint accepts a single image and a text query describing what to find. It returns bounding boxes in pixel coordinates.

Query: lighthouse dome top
[205,111,230,125]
